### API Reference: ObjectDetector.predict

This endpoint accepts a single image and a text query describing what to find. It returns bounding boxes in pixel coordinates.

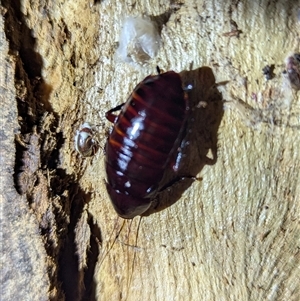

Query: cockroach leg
[105,103,125,123]
[159,175,201,194]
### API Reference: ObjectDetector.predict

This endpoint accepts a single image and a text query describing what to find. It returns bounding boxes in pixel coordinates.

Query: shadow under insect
[143,67,224,216]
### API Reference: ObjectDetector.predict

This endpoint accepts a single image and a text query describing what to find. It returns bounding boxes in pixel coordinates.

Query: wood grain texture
[1,0,299,300]
[0,9,49,301]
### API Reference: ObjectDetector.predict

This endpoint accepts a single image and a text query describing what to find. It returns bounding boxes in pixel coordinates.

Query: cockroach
[105,69,189,219]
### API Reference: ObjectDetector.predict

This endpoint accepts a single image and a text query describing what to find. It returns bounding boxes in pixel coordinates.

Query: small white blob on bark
[115,16,161,66]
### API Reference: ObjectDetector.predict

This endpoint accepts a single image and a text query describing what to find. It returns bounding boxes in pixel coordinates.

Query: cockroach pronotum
[105,69,190,219]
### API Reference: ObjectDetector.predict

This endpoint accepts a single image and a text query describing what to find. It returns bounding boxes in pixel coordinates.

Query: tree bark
[1,1,299,300]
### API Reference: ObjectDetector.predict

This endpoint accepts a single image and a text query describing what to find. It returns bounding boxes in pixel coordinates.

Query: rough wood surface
[1,0,299,301]
[0,7,50,301]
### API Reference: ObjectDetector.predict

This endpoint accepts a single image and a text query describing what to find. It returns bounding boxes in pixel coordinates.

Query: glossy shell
[75,122,98,157]
[105,71,188,218]
[284,53,300,90]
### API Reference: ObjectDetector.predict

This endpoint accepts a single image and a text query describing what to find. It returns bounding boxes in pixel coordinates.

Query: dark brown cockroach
[105,70,189,219]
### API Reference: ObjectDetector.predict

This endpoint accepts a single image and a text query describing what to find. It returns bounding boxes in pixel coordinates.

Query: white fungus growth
[116,16,161,66]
